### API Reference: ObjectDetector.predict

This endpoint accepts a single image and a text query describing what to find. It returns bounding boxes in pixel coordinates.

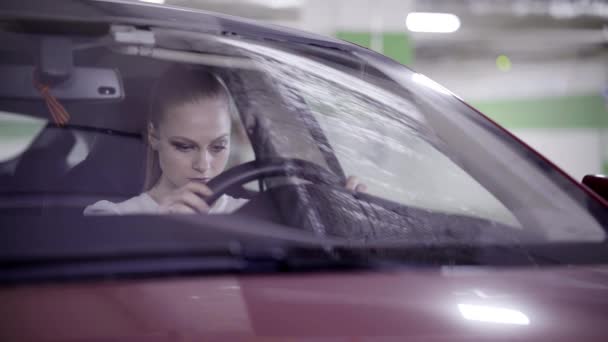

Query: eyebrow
[169,134,229,144]
[169,136,198,145]
[210,134,230,144]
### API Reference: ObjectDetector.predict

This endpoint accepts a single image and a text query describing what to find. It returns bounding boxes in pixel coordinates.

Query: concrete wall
[416,57,608,180]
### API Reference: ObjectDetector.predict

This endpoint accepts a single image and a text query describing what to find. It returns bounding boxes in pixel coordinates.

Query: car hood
[2,266,608,341]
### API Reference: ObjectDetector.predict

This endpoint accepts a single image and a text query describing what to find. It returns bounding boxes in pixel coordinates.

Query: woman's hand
[157,182,213,214]
[345,175,367,193]
[154,176,365,214]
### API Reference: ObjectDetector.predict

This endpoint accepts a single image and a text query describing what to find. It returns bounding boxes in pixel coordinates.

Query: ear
[148,122,160,150]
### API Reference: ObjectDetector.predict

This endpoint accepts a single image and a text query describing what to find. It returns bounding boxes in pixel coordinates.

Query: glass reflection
[458,303,530,325]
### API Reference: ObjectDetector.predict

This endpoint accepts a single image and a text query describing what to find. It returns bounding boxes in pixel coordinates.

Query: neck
[147,175,175,203]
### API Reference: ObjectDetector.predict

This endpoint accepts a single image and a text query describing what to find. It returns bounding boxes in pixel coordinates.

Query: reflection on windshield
[218,36,522,228]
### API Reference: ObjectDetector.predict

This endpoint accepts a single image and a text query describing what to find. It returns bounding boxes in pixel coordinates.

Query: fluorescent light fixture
[458,304,530,325]
[412,73,451,95]
[248,0,303,9]
[406,12,461,33]
[140,0,165,4]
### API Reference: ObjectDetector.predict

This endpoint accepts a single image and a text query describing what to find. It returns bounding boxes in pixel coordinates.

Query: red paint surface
[2,266,608,341]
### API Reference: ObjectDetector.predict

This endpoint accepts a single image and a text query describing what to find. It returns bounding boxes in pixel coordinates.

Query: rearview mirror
[0,65,123,101]
[582,174,608,202]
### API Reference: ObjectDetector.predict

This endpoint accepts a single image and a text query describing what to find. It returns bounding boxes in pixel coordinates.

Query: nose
[192,150,211,172]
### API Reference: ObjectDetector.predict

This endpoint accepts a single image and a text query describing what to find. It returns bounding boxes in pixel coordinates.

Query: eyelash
[172,142,227,153]
[210,144,227,153]
[173,142,194,152]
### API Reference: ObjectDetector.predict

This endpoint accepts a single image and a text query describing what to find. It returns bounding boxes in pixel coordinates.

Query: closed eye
[172,142,196,152]
[209,143,227,154]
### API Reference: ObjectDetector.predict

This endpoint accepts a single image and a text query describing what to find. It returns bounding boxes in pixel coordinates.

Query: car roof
[0,0,357,52]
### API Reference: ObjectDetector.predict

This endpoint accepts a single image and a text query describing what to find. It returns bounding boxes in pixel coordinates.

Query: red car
[1,0,607,341]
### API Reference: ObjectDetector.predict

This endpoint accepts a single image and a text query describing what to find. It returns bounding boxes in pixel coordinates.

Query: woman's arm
[83,200,122,215]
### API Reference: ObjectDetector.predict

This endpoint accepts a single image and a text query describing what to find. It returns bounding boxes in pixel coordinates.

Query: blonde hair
[143,65,232,190]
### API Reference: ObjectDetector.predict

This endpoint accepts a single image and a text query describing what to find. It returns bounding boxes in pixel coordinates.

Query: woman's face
[150,97,231,189]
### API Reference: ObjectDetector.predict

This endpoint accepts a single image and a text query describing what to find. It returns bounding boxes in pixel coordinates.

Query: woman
[85,65,365,215]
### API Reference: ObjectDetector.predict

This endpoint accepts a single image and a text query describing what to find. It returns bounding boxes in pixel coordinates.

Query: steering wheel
[205,158,344,205]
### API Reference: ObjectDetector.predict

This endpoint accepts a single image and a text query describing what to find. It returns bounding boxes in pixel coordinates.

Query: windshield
[0,16,607,271]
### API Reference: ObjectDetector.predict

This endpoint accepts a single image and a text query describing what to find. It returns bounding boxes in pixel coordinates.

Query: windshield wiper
[3,213,592,285]
[0,242,384,284]
[2,213,469,283]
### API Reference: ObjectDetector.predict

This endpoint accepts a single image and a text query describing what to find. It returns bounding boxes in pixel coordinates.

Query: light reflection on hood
[458,303,530,325]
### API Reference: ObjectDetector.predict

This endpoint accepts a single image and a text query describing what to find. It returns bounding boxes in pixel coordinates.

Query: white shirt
[84,192,248,215]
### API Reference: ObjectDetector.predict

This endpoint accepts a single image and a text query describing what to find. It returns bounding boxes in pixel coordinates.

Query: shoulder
[83,200,121,215]
[83,193,159,215]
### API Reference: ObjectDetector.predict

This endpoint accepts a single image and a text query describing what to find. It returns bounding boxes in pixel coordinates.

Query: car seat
[7,124,76,193]
[62,130,147,201]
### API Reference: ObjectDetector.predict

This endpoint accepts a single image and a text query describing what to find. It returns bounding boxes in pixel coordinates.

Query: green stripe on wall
[471,94,608,129]
[335,31,372,49]
[335,31,414,65]
[382,32,414,65]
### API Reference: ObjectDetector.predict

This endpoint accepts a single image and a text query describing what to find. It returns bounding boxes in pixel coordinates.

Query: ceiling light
[406,12,460,33]
[139,0,165,4]
[248,0,303,9]
[496,55,512,72]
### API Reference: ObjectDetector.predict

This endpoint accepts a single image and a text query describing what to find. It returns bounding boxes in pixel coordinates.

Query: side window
[0,111,46,164]
[293,76,521,227]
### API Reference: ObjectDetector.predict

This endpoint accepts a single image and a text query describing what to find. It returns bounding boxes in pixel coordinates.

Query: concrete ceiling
[135,0,607,60]
[158,0,303,20]
[411,0,607,60]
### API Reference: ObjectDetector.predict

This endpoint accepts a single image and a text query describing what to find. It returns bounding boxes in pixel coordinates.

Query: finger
[355,183,368,193]
[179,191,210,213]
[185,182,214,198]
[345,175,358,191]
[164,203,196,215]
